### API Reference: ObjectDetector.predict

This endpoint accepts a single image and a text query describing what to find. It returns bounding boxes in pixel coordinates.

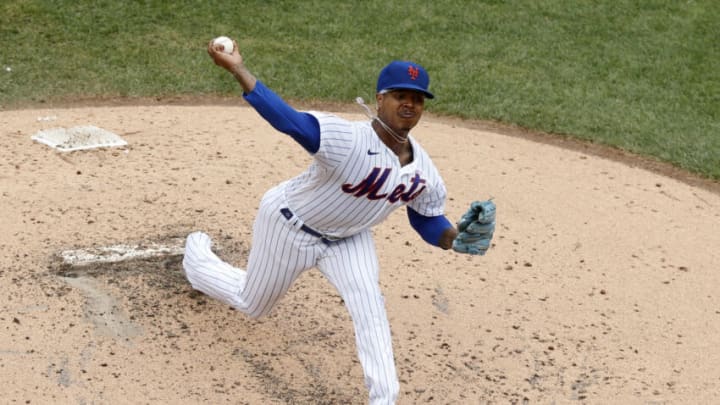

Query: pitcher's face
[376,90,425,134]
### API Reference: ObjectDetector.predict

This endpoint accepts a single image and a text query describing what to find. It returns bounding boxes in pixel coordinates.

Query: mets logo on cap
[408,66,419,80]
[376,60,435,99]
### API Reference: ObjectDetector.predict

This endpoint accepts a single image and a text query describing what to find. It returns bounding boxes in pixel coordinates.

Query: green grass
[1,0,718,179]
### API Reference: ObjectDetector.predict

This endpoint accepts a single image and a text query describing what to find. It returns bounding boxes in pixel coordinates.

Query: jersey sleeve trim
[407,207,453,247]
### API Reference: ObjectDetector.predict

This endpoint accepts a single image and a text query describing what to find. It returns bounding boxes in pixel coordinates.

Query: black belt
[280,208,341,243]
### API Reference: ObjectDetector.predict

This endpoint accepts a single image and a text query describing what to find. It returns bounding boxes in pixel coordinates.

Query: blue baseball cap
[376,60,434,99]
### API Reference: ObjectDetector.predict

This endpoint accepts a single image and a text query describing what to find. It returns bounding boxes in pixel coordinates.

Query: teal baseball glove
[452,200,496,255]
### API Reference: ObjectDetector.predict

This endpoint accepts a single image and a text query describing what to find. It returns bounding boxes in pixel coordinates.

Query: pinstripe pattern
[240,185,321,318]
[184,184,320,318]
[183,185,400,403]
[318,231,399,404]
[182,113,448,404]
[183,231,247,306]
[286,113,447,237]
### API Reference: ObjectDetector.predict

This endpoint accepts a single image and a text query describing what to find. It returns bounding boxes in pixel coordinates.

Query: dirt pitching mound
[1,104,719,404]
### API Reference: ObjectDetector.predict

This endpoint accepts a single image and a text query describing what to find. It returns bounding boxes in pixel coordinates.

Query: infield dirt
[1,103,719,404]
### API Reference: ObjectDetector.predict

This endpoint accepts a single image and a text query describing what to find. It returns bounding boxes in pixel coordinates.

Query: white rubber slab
[32,125,127,151]
[61,240,185,267]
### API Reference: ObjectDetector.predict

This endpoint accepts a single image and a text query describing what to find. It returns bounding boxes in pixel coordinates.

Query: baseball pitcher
[183,37,496,405]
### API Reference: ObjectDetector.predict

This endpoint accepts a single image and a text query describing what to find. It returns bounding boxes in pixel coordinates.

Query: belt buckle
[321,234,342,242]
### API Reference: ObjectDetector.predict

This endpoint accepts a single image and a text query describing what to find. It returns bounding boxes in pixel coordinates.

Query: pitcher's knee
[240,301,274,320]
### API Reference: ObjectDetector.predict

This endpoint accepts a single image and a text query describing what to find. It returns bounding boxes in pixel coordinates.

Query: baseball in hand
[212,36,234,54]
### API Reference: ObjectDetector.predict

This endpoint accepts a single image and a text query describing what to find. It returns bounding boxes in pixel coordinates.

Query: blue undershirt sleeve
[407,206,454,247]
[243,80,321,154]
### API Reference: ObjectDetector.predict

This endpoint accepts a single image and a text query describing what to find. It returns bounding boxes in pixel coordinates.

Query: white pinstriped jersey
[284,112,447,238]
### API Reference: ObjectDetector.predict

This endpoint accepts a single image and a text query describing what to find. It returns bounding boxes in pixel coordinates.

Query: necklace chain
[355,97,408,144]
[374,117,408,144]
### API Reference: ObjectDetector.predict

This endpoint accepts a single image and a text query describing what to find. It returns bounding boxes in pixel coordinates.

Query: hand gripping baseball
[206,37,257,93]
[207,37,243,71]
[452,200,496,255]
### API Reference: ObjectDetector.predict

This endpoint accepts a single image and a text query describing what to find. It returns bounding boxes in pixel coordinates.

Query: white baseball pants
[183,185,399,404]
